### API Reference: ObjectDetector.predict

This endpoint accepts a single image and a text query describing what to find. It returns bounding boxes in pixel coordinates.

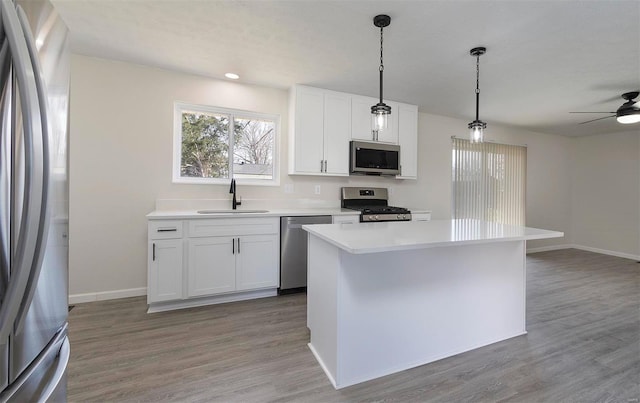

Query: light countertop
[147,207,431,220]
[302,219,564,254]
[148,208,359,220]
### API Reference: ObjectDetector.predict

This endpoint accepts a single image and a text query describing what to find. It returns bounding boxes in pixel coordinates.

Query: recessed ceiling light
[225,73,239,80]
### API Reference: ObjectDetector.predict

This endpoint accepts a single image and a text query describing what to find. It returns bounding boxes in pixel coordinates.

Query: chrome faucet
[229,179,241,210]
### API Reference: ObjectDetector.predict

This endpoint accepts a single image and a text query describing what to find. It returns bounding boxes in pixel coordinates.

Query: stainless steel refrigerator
[0,0,70,401]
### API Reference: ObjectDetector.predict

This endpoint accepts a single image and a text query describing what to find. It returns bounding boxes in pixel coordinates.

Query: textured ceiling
[51,0,640,137]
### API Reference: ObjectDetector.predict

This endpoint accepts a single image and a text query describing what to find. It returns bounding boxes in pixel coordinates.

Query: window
[452,138,526,225]
[173,102,278,185]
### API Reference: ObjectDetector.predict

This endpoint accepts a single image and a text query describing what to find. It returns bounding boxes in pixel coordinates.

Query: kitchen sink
[196,209,269,214]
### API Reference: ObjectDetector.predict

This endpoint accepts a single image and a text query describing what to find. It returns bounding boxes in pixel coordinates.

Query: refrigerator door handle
[0,325,68,402]
[14,5,52,333]
[38,336,69,402]
[0,38,12,298]
[0,0,45,344]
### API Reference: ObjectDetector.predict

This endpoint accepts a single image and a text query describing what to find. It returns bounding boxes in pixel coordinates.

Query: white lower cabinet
[148,239,184,303]
[332,214,360,224]
[147,217,280,312]
[235,235,279,290]
[412,212,432,221]
[187,234,279,297]
[187,236,236,297]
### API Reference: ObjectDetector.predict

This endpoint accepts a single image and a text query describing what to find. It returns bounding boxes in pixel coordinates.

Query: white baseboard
[147,289,277,313]
[527,243,640,261]
[69,287,147,305]
[526,244,573,254]
[571,244,640,261]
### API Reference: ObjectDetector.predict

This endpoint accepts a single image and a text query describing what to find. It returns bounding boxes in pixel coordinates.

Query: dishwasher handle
[282,216,332,227]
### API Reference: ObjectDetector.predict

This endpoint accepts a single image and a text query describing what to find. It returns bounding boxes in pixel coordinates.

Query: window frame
[172,102,280,186]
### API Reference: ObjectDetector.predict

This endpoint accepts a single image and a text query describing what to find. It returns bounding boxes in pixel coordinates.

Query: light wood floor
[67,249,639,402]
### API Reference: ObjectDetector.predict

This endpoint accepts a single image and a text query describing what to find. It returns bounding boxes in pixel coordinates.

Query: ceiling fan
[570,91,640,125]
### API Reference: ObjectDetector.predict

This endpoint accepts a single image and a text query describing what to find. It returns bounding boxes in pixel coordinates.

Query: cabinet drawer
[149,220,184,239]
[412,213,431,222]
[188,217,279,238]
[332,215,360,224]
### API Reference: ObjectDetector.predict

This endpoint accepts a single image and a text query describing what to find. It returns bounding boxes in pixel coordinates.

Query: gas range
[341,187,412,222]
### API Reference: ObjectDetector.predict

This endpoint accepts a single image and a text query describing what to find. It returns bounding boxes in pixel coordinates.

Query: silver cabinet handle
[152,243,156,261]
[320,160,323,172]
[15,5,54,333]
[237,238,240,254]
[0,0,47,343]
[232,238,235,254]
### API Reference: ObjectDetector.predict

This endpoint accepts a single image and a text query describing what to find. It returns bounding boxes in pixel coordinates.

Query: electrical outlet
[314,185,321,195]
[284,184,294,194]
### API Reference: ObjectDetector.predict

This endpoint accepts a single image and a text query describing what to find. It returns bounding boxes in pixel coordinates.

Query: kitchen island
[302,219,563,389]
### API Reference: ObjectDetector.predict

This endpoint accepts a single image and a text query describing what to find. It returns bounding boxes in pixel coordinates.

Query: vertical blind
[452,138,527,225]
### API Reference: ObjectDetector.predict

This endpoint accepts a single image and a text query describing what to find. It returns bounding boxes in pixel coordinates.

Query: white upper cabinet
[291,86,325,174]
[397,104,418,179]
[289,85,350,176]
[351,96,398,144]
[323,91,351,175]
[290,85,418,178]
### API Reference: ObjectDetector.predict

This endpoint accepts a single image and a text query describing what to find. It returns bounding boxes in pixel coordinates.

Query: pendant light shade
[468,47,487,143]
[371,14,391,132]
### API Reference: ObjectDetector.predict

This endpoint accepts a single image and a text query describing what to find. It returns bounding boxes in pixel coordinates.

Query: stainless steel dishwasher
[280,215,332,293]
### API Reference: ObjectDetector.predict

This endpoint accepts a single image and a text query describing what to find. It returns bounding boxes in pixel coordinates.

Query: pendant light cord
[379,25,384,103]
[475,54,480,121]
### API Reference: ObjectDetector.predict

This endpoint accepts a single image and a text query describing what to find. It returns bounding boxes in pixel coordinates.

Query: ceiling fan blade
[569,111,616,114]
[578,115,616,124]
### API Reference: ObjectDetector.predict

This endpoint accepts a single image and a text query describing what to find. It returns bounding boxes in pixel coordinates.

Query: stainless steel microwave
[349,140,401,176]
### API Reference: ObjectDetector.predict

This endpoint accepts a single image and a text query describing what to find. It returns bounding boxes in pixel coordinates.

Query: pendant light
[468,47,487,143]
[371,14,391,132]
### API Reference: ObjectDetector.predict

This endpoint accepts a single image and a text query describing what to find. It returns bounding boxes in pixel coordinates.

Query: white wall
[69,55,575,300]
[570,130,640,258]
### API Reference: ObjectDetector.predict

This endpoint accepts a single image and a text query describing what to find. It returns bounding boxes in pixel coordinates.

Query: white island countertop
[303,219,564,254]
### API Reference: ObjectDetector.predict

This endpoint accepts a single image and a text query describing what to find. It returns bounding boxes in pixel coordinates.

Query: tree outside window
[174,103,278,184]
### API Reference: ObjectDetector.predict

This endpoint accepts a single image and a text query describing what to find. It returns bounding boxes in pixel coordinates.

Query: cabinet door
[397,103,418,179]
[351,95,376,141]
[235,234,279,291]
[293,86,325,174]
[187,237,236,297]
[323,91,351,175]
[148,239,183,303]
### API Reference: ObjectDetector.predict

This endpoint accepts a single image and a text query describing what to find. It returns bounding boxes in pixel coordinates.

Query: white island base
[305,220,562,389]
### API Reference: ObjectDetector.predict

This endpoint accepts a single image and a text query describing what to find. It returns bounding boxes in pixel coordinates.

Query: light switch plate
[314,185,321,195]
